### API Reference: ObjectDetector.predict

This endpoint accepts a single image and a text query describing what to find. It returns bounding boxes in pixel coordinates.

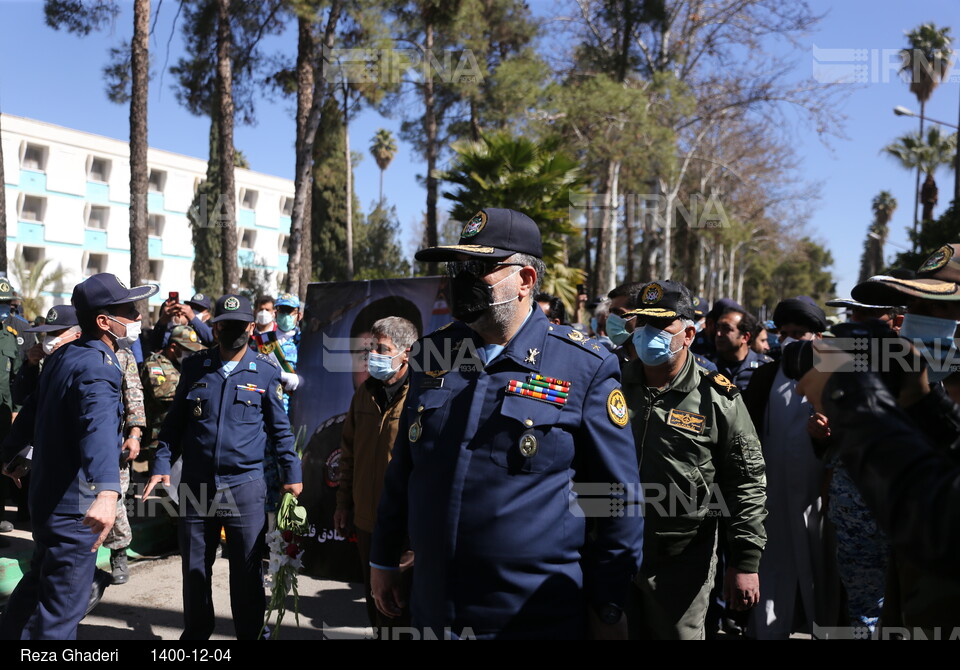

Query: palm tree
[370,129,398,206]
[884,126,958,221]
[10,246,69,320]
[899,23,953,247]
[858,191,897,283]
[439,131,587,310]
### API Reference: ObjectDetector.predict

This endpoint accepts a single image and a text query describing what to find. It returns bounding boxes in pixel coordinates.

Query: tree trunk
[343,82,354,280]
[0,111,7,274]
[912,100,925,253]
[217,0,238,294]
[605,159,620,293]
[129,0,150,324]
[583,203,593,296]
[293,14,315,301]
[423,19,439,276]
[288,0,344,297]
[624,192,634,284]
[379,168,384,206]
[661,187,674,278]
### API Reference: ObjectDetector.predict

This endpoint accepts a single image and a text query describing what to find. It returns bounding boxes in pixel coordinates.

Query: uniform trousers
[629,524,719,640]
[178,478,267,640]
[0,513,97,640]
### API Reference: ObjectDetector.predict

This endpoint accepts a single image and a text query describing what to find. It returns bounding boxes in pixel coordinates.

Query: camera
[781,319,922,396]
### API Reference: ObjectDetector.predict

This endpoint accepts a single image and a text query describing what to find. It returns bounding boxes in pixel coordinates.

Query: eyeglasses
[446,260,525,278]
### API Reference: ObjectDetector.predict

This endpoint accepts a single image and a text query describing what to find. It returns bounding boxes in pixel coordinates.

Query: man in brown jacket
[334,316,418,633]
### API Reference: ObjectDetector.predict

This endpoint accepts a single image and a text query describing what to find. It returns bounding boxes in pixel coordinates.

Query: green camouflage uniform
[621,352,767,639]
[140,351,180,454]
[104,347,145,551]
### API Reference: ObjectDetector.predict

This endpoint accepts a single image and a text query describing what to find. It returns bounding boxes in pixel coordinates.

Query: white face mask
[256,310,274,326]
[107,316,142,350]
[42,326,80,356]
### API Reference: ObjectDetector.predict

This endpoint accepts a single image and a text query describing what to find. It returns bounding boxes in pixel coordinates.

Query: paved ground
[76,553,372,641]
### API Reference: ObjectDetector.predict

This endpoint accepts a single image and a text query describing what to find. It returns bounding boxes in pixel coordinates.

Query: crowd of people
[1,206,959,641]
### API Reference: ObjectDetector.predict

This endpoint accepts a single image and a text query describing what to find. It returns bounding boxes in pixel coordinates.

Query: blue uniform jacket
[153,346,302,489]
[371,307,644,637]
[715,348,771,392]
[2,337,123,522]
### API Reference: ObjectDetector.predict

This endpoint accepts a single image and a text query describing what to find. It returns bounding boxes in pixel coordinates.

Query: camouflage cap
[170,325,205,351]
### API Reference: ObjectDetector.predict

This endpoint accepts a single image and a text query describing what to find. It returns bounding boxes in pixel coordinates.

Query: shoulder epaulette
[428,320,462,337]
[5,325,17,336]
[547,325,605,359]
[256,353,280,368]
[707,370,740,398]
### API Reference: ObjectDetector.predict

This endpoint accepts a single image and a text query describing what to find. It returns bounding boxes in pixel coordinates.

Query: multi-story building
[1,114,293,316]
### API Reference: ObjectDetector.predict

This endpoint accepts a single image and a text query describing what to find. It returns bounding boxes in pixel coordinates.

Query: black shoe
[110,549,129,585]
[0,520,12,533]
[85,569,113,617]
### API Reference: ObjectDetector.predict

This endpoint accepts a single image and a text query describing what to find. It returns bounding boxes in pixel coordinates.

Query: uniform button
[519,434,538,457]
[418,404,425,413]
[524,419,533,427]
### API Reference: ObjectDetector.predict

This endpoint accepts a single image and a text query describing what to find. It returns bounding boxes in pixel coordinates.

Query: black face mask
[217,322,250,351]
[451,271,496,323]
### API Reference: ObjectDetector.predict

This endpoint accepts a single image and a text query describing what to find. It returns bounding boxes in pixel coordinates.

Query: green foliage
[900,23,954,104]
[189,118,224,296]
[10,246,70,320]
[311,97,352,282]
[370,128,398,172]
[883,126,958,177]
[858,190,897,283]
[439,130,587,309]
[353,205,412,279]
[170,0,285,124]
[893,201,960,271]
[743,237,835,313]
[44,0,119,36]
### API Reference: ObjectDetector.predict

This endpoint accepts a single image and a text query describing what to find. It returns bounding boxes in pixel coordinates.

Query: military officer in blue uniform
[143,294,303,640]
[370,208,644,639]
[713,306,771,391]
[0,272,157,640]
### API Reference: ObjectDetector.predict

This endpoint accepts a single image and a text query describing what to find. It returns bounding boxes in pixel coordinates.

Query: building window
[148,260,163,281]
[240,188,258,210]
[240,228,257,250]
[148,169,166,193]
[86,205,109,230]
[280,196,293,217]
[21,143,48,172]
[84,253,108,277]
[148,214,165,237]
[278,234,289,254]
[88,156,111,182]
[22,246,45,272]
[19,195,46,222]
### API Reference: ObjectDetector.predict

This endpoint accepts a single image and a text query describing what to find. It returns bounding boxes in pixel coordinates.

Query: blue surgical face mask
[276,313,297,332]
[607,313,635,346]
[900,313,959,383]
[632,324,683,366]
[367,351,404,381]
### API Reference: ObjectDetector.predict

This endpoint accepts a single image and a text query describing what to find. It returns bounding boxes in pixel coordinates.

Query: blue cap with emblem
[415,208,543,262]
[212,294,254,323]
[25,304,79,333]
[72,273,159,314]
[275,292,301,309]
[185,292,212,312]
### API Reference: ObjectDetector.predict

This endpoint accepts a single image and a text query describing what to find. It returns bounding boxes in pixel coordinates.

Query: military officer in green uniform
[140,325,206,464]
[620,280,767,640]
[0,278,23,533]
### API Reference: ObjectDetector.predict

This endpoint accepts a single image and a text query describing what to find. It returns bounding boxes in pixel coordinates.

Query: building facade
[1,114,293,316]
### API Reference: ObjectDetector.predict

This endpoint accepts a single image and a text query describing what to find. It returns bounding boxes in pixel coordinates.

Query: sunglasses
[446,260,525,278]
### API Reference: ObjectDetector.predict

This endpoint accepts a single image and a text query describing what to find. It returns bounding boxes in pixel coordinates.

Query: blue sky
[1,0,958,301]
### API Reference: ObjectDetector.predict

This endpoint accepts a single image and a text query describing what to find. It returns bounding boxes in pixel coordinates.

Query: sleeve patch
[607,388,629,428]
[708,371,740,398]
